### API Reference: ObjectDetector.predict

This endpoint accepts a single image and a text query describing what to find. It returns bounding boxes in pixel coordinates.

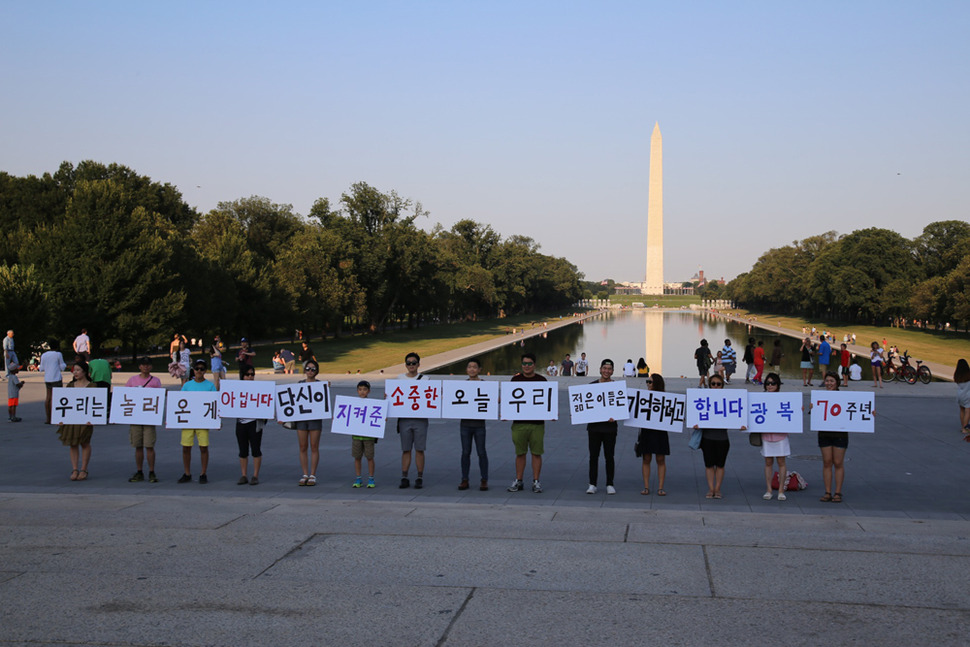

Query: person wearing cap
[125,357,163,483]
[178,359,217,484]
[236,338,255,374]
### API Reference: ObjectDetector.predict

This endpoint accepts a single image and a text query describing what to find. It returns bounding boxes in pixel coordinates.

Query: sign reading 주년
[810,391,875,432]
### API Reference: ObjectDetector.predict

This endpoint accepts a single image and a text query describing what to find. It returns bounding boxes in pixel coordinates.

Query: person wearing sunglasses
[294,360,324,486]
[507,352,546,494]
[759,373,791,501]
[177,360,217,484]
[396,352,428,489]
[235,368,264,485]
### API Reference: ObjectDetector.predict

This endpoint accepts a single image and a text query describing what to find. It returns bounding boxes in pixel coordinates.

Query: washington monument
[644,122,664,295]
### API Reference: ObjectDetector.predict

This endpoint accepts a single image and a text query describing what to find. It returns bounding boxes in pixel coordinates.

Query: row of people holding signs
[51,378,876,436]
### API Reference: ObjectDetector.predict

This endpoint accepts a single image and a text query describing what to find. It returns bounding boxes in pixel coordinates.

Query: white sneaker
[606,485,616,495]
[532,480,542,493]
[586,484,597,494]
[777,492,787,501]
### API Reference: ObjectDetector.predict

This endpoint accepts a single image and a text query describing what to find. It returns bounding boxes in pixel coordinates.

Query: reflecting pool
[429,309,878,382]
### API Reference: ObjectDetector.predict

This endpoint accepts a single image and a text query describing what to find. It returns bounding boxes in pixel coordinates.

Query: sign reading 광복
[165,392,220,429]
[499,382,558,421]
[218,380,276,419]
[51,387,109,425]
[623,389,687,433]
[567,381,629,425]
[441,380,499,420]
[331,396,387,438]
[276,381,332,421]
[686,389,748,429]
[810,391,875,432]
[746,392,803,433]
[108,387,165,425]
[385,379,443,418]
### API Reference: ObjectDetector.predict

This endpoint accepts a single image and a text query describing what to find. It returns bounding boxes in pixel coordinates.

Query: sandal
[657,489,666,496]
[705,491,714,499]
[640,488,650,495]
[306,475,317,486]
[820,492,833,502]
[832,492,843,503]
[298,474,309,486]
[77,470,88,481]
[70,469,79,481]
[713,492,722,499]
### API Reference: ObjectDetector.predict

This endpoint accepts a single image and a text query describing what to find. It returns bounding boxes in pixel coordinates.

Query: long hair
[649,373,665,392]
[954,359,970,384]
[72,359,91,382]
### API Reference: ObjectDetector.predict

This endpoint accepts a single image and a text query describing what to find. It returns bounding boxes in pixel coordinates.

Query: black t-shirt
[587,378,617,433]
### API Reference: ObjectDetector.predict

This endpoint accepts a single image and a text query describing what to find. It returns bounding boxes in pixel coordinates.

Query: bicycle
[896,351,933,385]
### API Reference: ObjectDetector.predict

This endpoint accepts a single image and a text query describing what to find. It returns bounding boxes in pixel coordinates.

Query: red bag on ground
[772,471,807,491]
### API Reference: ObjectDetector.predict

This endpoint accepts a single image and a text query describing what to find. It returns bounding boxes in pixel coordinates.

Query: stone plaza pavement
[1,373,968,646]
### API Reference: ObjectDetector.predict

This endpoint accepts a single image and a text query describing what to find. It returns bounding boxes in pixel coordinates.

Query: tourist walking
[800,337,815,386]
[694,339,712,388]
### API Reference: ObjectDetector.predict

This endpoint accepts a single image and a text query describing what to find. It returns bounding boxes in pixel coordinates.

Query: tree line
[0,161,585,357]
[724,221,970,329]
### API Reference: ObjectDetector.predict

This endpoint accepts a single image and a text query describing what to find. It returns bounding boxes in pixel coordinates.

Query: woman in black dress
[638,373,669,496]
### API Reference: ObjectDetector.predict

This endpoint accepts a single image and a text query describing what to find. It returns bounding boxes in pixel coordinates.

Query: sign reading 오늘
[441,380,499,420]
[499,382,558,421]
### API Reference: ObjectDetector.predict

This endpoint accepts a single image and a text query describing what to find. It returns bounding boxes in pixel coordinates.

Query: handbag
[688,428,702,450]
[771,471,807,491]
[748,432,763,447]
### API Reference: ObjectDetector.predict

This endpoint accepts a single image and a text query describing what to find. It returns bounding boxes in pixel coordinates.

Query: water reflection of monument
[644,310,663,374]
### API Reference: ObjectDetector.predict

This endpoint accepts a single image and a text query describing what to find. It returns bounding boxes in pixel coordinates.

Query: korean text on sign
[165,392,220,430]
[331,396,387,438]
[622,389,687,433]
[567,381,629,425]
[441,380,499,420]
[218,379,276,419]
[746,392,803,433]
[51,387,109,425]
[385,379,443,419]
[810,391,875,433]
[499,382,558,421]
[686,388,748,429]
[276,381,332,422]
[108,387,165,426]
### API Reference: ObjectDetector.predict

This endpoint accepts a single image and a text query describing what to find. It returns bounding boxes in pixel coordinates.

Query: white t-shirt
[849,364,862,381]
[73,333,90,353]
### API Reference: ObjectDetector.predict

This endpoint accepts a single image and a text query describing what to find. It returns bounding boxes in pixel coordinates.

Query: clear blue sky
[2,1,968,284]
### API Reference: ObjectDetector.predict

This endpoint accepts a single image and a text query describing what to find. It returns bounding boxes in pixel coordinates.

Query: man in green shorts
[507,352,546,494]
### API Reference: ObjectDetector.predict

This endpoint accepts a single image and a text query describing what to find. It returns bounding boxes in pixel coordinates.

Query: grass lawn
[727,309,970,370]
[607,294,700,307]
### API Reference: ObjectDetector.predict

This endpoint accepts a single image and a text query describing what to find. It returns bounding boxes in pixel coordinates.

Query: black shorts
[817,431,849,449]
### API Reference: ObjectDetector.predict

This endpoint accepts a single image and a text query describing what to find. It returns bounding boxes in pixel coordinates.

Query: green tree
[0,263,51,357]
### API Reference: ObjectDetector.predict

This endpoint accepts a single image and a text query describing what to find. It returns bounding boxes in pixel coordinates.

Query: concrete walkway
[1,368,968,645]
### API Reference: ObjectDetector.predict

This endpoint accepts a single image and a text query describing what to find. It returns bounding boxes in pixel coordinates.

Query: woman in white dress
[760,372,790,501]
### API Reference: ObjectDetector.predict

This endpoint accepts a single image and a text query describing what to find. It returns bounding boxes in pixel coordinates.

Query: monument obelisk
[644,122,664,295]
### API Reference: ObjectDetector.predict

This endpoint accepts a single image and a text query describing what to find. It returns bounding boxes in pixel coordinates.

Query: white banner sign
[331,396,387,438]
[275,381,332,422]
[499,381,559,421]
[218,380,276,419]
[747,392,803,433]
[441,380,500,420]
[567,381,629,425]
[623,390,687,433]
[810,391,875,432]
[108,386,165,426]
[686,388,748,430]
[385,379,443,419]
[165,392,220,430]
[51,387,109,425]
